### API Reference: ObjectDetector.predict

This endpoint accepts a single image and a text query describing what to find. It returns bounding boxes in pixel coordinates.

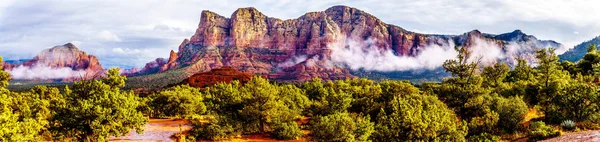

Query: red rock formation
[136,5,562,81]
[3,43,104,79]
[182,66,254,88]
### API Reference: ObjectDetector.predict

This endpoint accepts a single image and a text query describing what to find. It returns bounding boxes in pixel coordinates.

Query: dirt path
[542,131,600,142]
[109,119,190,142]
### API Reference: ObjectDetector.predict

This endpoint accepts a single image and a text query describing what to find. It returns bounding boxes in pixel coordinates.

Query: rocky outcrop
[136,5,563,81]
[181,66,254,88]
[3,43,104,79]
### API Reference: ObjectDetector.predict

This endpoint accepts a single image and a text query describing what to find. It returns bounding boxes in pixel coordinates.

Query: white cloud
[96,30,121,42]
[8,64,86,80]
[328,37,459,72]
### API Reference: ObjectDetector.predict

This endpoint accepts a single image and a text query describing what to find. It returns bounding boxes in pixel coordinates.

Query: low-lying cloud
[8,64,86,80]
[328,38,459,72]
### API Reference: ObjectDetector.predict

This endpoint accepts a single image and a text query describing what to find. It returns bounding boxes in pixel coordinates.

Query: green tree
[372,94,467,141]
[53,68,147,141]
[310,112,374,142]
[535,48,570,106]
[197,77,304,140]
[0,56,52,141]
[545,82,600,123]
[576,44,600,75]
[482,62,510,88]
[148,85,206,118]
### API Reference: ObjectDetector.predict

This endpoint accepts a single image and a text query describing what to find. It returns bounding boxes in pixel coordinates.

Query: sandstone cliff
[135,5,563,81]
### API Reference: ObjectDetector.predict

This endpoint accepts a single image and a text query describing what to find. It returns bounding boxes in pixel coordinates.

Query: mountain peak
[58,43,79,50]
[232,7,265,18]
[495,29,536,42]
[512,29,524,34]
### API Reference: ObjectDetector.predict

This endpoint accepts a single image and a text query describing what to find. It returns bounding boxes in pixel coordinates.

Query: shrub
[372,94,468,142]
[188,116,239,141]
[467,132,500,142]
[310,112,374,142]
[148,85,206,118]
[528,121,560,142]
[577,121,600,130]
[560,120,576,130]
[272,122,303,140]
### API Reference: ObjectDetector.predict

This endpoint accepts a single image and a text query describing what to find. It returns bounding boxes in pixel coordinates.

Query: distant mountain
[3,43,104,80]
[559,36,600,62]
[127,6,562,87]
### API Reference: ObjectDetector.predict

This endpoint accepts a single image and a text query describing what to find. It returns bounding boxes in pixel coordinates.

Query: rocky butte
[3,43,104,80]
[134,5,563,82]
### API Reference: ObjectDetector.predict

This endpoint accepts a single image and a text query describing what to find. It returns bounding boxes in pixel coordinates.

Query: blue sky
[1,0,599,68]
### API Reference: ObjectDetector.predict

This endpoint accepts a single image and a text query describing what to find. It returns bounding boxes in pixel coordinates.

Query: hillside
[559,36,600,62]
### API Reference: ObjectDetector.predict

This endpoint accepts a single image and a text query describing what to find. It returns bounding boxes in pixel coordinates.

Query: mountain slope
[132,5,563,84]
[559,36,600,62]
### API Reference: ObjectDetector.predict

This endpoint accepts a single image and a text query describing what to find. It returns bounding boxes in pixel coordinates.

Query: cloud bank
[8,65,86,80]
[327,38,458,72]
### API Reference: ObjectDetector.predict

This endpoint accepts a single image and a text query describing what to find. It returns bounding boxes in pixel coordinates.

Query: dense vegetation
[0,59,146,141]
[3,45,600,141]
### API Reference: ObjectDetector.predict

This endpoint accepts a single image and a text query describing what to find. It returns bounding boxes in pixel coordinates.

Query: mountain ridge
[132,5,562,83]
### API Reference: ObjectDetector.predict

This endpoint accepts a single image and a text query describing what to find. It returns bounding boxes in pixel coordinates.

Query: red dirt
[109,119,190,142]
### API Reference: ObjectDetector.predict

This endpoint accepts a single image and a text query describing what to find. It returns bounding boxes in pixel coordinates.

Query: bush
[148,85,206,118]
[528,121,560,142]
[578,121,600,130]
[272,122,303,140]
[560,120,576,131]
[496,96,528,132]
[467,132,500,142]
[310,112,374,142]
[188,116,239,140]
[372,94,467,142]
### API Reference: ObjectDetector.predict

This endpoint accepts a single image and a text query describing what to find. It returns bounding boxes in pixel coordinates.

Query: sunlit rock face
[137,5,563,81]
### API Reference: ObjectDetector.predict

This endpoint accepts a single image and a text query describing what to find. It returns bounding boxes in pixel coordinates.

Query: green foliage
[188,116,239,141]
[272,122,303,140]
[443,46,479,80]
[52,68,147,141]
[496,96,528,132]
[528,121,560,142]
[560,120,576,131]
[576,44,600,75]
[0,56,56,141]
[196,77,305,140]
[0,91,50,141]
[482,62,510,88]
[544,82,600,123]
[310,112,374,142]
[372,94,467,142]
[147,85,206,118]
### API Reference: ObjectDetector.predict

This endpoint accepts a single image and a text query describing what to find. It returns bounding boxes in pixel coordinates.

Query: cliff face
[136,5,563,81]
[3,43,104,79]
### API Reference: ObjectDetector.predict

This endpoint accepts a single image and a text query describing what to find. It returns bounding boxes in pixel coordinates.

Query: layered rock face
[3,43,104,80]
[137,5,563,81]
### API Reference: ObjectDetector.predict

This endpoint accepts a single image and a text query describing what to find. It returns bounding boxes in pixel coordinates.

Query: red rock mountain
[3,43,104,79]
[135,6,562,81]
